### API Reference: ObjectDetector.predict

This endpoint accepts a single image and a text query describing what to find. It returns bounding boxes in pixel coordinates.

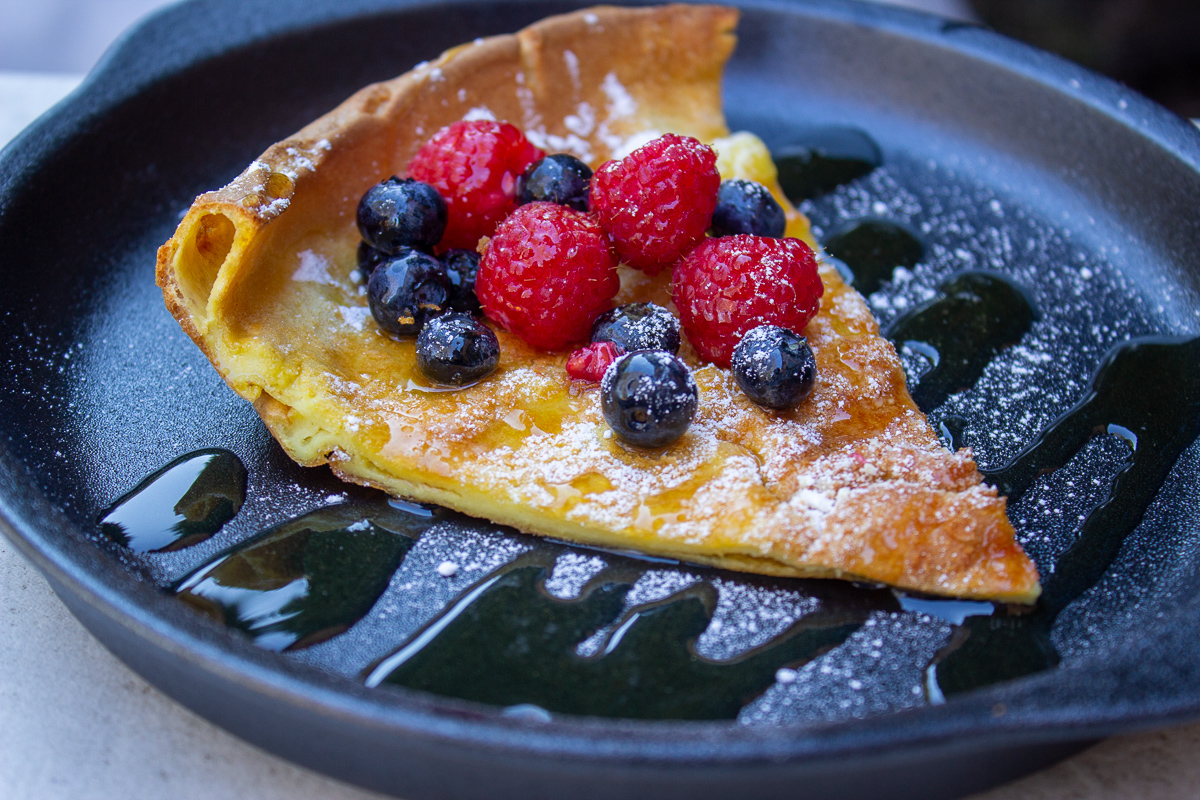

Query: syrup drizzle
[365,551,878,720]
[98,117,1200,715]
[884,271,1039,413]
[774,127,882,203]
[823,218,924,296]
[175,502,430,651]
[98,448,246,553]
[927,335,1200,698]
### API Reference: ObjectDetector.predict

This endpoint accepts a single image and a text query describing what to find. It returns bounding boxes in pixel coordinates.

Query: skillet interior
[2,0,1200,798]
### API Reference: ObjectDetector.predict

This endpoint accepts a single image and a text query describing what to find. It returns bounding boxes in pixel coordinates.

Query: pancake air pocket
[179,212,235,319]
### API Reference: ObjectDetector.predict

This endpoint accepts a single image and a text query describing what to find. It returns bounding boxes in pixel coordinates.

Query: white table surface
[4,71,1200,800]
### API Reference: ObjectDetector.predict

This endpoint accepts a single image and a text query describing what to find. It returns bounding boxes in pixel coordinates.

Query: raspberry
[589,133,720,275]
[673,235,823,368]
[407,120,544,251]
[476,203,619,350]
[566,341,625,381]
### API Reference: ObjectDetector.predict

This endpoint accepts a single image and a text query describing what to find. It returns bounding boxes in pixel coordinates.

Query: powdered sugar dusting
[601,73,637,118]
[545,552,608,598]
[463,106,497,122]
[292,250,337,284]
[563,49,581,90]
[739,611,950,725]
[338,305,372,331]
[695,577,821,660]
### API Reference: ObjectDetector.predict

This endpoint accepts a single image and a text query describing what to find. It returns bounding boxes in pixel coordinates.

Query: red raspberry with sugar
[476,202,619,350]
[589,133,720,275]
[673,235,823,368]
[407,120,544,251]
[566,342,625,381]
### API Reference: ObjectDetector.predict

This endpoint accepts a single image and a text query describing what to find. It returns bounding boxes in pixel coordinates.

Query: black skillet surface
[3,0,1200,798]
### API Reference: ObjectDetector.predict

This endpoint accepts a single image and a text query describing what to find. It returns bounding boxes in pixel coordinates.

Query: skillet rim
[2,0,1200,777]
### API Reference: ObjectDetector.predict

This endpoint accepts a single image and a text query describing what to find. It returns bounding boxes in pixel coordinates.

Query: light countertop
[3,71,1200,800]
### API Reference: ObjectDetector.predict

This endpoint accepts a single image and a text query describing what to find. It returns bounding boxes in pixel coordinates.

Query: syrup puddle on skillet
[88,129,1200,723]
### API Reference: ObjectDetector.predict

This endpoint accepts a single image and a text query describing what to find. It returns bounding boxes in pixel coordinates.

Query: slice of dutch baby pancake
[156,4,1040,603]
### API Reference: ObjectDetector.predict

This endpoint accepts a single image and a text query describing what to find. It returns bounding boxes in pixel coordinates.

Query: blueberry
[710,179,786,238]
[516,154,593,212]
[591,303,681,354]
[440,249,481,315]
[367,250,451,336]
[357,176,447,253]
[357,241,388,279]
[731,325,817,409]
[601,351,698,448]
[416,313,500,386]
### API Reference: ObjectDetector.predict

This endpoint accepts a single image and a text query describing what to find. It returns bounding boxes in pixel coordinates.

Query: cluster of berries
[356,120,823,446]
[355,121,541,386]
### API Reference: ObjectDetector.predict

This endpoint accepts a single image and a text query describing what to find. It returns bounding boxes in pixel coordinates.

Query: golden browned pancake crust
[157,5,1040,603]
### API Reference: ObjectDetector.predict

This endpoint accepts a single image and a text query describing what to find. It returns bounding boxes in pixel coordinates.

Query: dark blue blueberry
[367,250,451,336]
[710,179,786,238]
[440,249,482,315]
[357,241,388,279]
[601,351,698,448]
[357,176,447,254]
[591,303,680,354]
[515,154,593,212]
[416,313,500,386]
[731,325,817,409]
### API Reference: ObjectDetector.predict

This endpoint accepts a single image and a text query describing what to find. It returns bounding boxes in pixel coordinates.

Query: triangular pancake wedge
[157,4,1040,603]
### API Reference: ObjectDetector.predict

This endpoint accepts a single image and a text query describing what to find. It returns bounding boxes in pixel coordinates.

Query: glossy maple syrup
[823,218,924,296]
[174,502,429,651]
[98,448,245,553]
[885,271,1039,413]
[774,127,882,203]
[121,330,1196,715]
[365,550,875,720]
[927,335,1200,699]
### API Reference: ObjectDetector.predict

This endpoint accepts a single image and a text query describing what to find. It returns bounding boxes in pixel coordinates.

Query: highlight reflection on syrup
[135,329,1198,715]
[175,502,431,651]
[775,126,882,202]
[823,218,924,296]
[138,333,1197,713]
[98,448,246,553]
[116,116,1198,719]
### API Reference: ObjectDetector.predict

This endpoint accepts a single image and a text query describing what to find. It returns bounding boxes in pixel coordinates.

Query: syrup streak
[98,448,246,553]
[174,501,431,652]
[136,331,1199,713]
[928,335,1200,699]
[365,550,877,720]
[884,271,1039,414]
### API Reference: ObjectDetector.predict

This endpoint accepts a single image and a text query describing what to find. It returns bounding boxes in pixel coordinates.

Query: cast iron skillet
[3,0,1200,798]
